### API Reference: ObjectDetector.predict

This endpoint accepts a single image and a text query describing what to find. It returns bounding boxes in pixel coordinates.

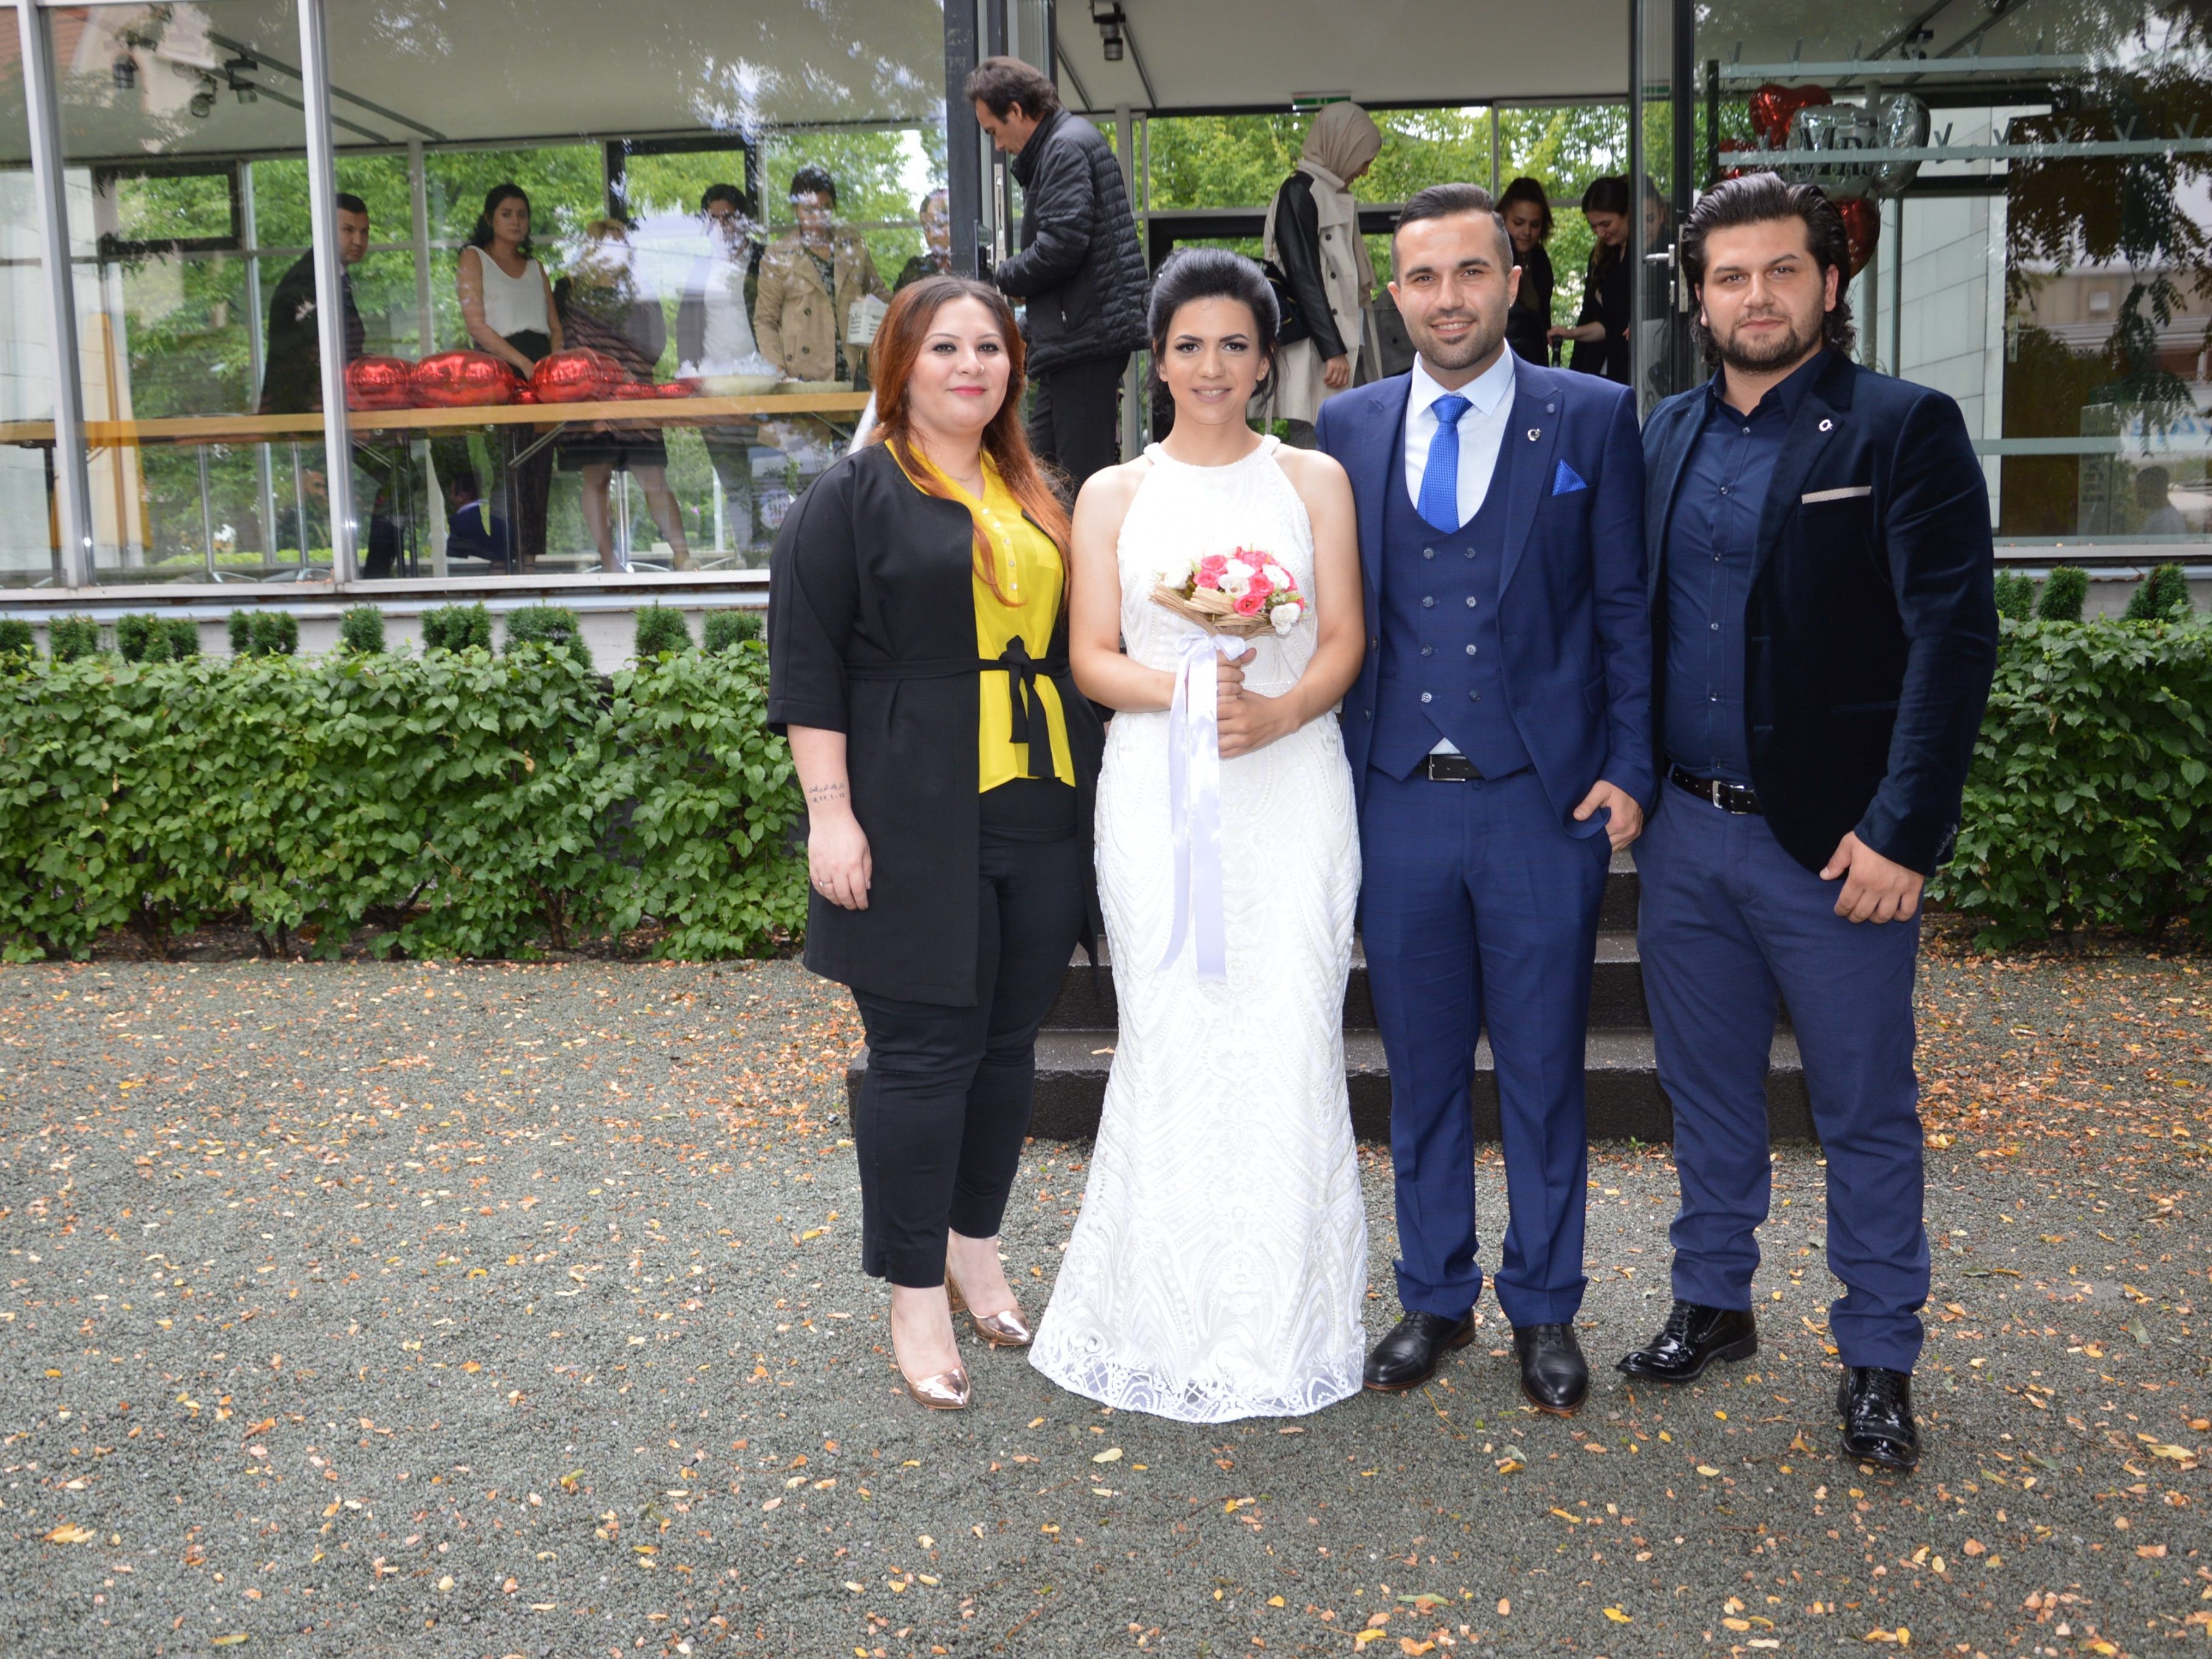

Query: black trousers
[849,829,1085,1287]
[1026,354,1127,495]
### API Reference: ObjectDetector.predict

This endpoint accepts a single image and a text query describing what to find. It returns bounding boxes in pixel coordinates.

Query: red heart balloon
[531,348,623,404]
[1748,82,1830,148]
[344,355,413,411]
[1838,195,1881,278]
[411,350,515,408]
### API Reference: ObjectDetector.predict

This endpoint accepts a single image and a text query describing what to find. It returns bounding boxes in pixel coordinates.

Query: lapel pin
[1526,428,1540,442]
[1818,418,1834,431]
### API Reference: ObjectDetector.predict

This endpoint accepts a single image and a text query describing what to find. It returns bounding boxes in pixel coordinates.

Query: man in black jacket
[966,55,1148,492]
[258,191,403,578]
[1617,175,1996,1473]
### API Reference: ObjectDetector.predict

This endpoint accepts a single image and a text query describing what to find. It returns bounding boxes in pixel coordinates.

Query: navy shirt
[1662,350,1827,784]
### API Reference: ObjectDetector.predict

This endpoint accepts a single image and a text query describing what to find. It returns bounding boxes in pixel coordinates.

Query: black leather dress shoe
[1837,1366,1920,1471]
[1513,1323,1589,1416]
[1363,1311,1476,1393]
[1616,1300,1759,1384]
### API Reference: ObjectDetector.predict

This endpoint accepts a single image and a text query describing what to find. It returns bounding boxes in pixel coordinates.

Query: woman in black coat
[1557,174,1632,384]
[767,275,1105,1411]
[1498,175,1558,366]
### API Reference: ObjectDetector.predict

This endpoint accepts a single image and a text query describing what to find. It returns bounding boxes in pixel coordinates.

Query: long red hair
[867,275,1072,606]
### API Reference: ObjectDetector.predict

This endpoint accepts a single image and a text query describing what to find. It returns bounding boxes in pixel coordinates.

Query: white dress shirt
[1402,347,1515,755]
[1403,346,1516,528]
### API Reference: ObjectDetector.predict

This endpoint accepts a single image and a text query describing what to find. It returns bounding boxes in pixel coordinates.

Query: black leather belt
[1670,764,1762,815]
[1423,753,1483,782]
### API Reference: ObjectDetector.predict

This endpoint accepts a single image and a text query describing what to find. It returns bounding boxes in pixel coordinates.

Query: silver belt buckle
[1707,777,1725,808]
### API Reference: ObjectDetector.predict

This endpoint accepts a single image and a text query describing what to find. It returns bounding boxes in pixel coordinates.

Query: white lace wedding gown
[1029,436,1367,1421]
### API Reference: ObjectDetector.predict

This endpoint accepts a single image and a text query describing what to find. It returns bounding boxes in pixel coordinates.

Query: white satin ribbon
[1158,629,1250,982]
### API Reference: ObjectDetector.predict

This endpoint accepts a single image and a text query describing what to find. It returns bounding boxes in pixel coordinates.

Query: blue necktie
[1418,392,1471,531]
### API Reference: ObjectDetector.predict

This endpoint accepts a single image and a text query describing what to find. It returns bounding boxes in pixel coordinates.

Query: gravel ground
[0,953,2205,1659]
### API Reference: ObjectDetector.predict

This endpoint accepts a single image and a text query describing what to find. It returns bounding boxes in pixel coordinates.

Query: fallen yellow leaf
[1092,1448,1122,1463]
[1266,1596,1285,1607]
[1603,1607,1632,1623]
[43,1523,96,1545]
[211,1638,250,1649]
[1353,1630,1386,1649]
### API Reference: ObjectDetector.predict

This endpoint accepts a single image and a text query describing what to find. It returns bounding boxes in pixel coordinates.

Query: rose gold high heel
[946,1268,1033,1348]
[898,1362,971,1410]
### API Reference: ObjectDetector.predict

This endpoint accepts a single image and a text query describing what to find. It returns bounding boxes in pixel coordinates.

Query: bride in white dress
[1029,250,1370,1421]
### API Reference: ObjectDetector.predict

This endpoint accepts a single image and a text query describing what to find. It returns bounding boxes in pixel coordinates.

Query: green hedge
[7,611,2201,960]
[1932,617,2212,948]
[0,643,803,961]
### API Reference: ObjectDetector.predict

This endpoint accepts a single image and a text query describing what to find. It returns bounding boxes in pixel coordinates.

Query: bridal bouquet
[1150,548,1307,639]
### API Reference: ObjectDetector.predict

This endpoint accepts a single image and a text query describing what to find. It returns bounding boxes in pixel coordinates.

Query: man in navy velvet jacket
[1316,184,1651,1418]
[1615,175,1996,1472]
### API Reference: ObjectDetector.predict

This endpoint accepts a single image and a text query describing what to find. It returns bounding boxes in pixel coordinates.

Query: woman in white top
[458,183,562,570]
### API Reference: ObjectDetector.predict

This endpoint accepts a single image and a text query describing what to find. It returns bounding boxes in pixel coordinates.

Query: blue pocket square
[1552,460,1589,496]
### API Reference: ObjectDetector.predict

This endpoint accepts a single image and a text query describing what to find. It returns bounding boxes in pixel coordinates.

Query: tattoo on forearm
[806,780,849,807]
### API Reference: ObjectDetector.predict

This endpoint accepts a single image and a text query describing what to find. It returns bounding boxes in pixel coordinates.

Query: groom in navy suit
[1316,183,1651,1415]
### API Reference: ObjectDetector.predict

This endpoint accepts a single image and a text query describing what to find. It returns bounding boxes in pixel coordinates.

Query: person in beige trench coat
[1263,102,1384,429]
[753,164,893,385]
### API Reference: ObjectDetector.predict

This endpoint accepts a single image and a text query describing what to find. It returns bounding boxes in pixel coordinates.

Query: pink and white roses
[1154,547,1307,637]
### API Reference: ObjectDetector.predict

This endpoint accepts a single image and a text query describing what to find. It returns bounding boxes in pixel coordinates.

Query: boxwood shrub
[703,609,761,654]
[1931,615,2212,947]
[0,645,801,961]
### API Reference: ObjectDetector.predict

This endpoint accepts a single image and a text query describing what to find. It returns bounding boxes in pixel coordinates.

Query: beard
[1714,307,1824,373]
[1411,308,1507,373]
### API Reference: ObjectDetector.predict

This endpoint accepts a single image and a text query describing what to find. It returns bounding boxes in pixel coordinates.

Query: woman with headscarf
[1263,101,1384,436]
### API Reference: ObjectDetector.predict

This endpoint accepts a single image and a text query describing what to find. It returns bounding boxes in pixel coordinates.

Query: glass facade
[0,0,948,590]
[0,7,62,586]
[45,0,333,583]
[1639,0,2212,548]
[314,0,948,581]
[1,0,2202,595]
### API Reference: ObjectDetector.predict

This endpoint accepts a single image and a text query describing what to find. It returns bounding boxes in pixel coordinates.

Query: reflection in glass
[307,0,949,578]
[0,5,63,586]
[41,0,331,582]
[1676,0,2212,543]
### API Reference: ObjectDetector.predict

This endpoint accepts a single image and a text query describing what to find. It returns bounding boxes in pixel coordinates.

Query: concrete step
[1600,847,1639,930]
[1044,931,1654,1031]
[846,1027,1811,1145]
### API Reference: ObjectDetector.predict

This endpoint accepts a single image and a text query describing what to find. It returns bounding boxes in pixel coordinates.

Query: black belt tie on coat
[846,642,1065,780]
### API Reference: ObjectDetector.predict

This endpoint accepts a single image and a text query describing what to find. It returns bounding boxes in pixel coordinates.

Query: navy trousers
[1636,787,1929,1373]
[1359,765,1610,1326]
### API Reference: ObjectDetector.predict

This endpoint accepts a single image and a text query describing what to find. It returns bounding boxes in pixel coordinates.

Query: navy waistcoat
[1370,420,1533,780]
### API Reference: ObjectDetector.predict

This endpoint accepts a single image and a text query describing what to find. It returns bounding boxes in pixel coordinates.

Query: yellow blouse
[895,446,1076,792]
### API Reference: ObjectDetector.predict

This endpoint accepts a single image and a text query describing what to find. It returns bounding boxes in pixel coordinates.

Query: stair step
[1600,847,1639,930]
[1046,932,1653,1030]
[845,1027,1810,1145]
